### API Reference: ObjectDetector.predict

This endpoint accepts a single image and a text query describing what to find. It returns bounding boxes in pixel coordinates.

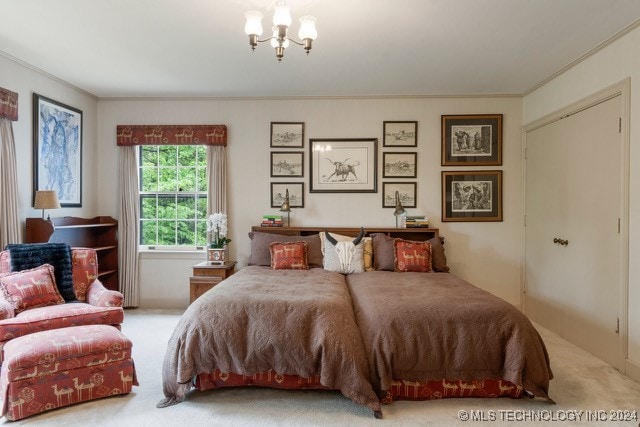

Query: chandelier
[244,1,318,62]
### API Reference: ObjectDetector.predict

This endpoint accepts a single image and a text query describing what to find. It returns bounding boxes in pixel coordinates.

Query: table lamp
[34,190,61,221]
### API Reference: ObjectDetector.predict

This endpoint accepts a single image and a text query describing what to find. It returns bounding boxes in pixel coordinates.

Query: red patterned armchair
[0,248,124,360]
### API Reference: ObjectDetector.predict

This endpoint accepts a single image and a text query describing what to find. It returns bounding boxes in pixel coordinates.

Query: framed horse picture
[441,114,502,166]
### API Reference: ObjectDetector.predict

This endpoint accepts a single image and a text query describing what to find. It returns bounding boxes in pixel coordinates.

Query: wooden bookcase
[25,216,119,291]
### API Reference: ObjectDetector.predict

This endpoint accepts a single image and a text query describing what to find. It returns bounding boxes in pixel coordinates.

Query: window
[139,145,207,248]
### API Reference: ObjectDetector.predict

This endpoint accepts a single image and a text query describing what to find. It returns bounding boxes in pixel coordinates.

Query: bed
[158,226,552,418]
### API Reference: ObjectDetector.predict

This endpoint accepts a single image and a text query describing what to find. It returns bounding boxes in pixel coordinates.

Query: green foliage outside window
[139,145,208,246]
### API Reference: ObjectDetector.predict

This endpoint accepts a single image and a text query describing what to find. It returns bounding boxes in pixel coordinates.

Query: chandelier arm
[287,38,304,46]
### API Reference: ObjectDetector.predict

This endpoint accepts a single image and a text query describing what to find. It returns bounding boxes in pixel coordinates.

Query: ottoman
[0,324,137,421]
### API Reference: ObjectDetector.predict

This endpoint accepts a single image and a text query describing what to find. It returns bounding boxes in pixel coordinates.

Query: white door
[525,94,623,369]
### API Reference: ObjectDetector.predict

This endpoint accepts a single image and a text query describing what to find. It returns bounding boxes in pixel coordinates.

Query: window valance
[0,87,18,121]
[116,125,227,146]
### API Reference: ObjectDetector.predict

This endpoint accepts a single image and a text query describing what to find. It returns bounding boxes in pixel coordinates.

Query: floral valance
[0,87,18,121]
[116,125,227,146]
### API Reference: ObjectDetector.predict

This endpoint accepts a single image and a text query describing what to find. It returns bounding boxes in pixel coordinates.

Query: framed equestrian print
[309,138,377,193]
[442,170,502,221]
[441,114,502,166]
[271,122,304,148]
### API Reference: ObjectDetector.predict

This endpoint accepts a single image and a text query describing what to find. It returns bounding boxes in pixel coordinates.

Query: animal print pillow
[322,230,366,274]
[0,264,65,313]
[270,242,309,270]
[394,239,432,273]
[319,232,373,271]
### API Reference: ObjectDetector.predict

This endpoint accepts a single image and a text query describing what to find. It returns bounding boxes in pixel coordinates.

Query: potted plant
[206,212,231,265]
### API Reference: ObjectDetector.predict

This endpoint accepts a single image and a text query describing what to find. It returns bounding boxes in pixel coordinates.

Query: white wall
[523,25,640,378]
[0,54,100,230]
[98,96,524,309]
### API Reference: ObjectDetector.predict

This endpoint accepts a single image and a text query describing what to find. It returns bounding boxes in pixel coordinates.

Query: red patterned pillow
[394,239,432,273]
[270,241,309,270]
[0,264,65,313]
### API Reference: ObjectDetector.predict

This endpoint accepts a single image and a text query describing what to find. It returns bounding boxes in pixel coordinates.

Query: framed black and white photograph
[33,93,83,207]
[383,152,417,178]
[383,121,417,147]
[270,122,304,148]
[271,151,303,177]
[382,182,416,208]
[442,170,502,222]
[309,138,377,193]
[271,182,304,208]
[441,114,502,166]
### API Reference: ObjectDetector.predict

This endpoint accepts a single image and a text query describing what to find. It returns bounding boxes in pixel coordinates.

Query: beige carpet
[3,309,640,426]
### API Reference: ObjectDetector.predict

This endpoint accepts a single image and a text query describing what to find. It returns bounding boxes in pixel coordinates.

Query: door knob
[553,238,569,246]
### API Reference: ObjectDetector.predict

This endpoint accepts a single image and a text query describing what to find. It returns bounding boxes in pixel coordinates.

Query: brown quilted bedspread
[346,271,553,399]
[158,266,380,412]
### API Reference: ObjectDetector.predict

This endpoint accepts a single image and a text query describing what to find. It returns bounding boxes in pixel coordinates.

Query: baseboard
[625,359,640,382]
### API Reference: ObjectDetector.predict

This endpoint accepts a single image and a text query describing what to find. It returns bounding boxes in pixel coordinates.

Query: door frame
[521,78,630,372]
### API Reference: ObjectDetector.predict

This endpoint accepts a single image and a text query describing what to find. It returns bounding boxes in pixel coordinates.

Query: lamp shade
[273,4,292,26]
[244,10,264,36]
[279,189,291,212]
[393,191,405,216]
[34,190,61,210]
[298,15,317,40]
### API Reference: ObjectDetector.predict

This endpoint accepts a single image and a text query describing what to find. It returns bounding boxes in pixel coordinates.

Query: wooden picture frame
[271,151,303,177]
[383,152,417,178]
[382,182,416,208]
[33,93,83,207]
[442,170,502,222]
[270,122,304,148]
[309,138,377,193]
[441,114,502,166]
[271,182,304,208]
[383,121,417,147]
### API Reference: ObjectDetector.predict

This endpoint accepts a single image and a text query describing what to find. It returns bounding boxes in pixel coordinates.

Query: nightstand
[189,261,237,304]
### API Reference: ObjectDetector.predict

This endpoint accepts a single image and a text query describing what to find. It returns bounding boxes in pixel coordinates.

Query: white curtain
[118,146,140,307]
[206,145,227,215]
[0,118,21,248]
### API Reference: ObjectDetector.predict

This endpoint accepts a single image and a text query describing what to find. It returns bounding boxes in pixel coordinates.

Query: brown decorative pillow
[0,264,64,313]
[249,231,323,268]
[371,233,449,272]
[270,242,309,270]
[394,239,432,272]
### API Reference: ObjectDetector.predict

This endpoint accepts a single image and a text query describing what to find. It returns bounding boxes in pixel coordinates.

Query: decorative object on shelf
[206,212,231,265]
[261,215,283,227]
[383,152,417,178]
[393,191,406,228]
[33,190,60,221]
[244,2,317,62]
[310,138,378,193]
[404,215,430,228]
[271,182,304,208]
[383,182,416,209]
[279,189,292,227]
[270,122,304,148]
[442,170,503,222]
[383,121,418,147]
[271,151,304,177]
[441,114,503,166]
[33,93,83,207]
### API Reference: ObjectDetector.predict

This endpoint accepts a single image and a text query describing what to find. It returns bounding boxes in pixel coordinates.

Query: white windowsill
[139,249,205,260]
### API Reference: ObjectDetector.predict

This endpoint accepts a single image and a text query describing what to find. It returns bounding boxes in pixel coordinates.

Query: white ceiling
[2,0,640,98]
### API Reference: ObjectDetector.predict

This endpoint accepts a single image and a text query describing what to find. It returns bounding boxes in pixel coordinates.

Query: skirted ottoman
[0,324,137,421]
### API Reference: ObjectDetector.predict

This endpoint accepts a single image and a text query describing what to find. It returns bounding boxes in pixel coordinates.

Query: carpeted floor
[3,309,640,426]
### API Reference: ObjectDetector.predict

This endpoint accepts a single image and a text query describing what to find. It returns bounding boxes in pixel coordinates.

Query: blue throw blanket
[6,243,77,302]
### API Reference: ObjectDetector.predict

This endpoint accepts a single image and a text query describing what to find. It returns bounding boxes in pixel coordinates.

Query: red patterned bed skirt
[194,370,522,403]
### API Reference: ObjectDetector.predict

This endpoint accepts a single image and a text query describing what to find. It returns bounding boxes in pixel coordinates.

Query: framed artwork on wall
[270,122,304,148]
[382,182,416,208]
[441,114,502,166]
[383,152,417,178]
[309,138,377,193]
[32,93,83,207]
[441,170,502,222]
[383,121,417,147]
[271,151,303,177]
[271,182,304,208]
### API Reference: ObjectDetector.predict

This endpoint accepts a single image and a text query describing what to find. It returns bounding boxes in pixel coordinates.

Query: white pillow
[323,239,365,274]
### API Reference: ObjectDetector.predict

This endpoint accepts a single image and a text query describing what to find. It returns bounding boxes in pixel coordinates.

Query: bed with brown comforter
[158,266,381,416]
[346,271,553,402]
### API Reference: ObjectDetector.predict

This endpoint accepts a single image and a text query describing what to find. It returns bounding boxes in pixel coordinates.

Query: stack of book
[261,215,283,227]
[404,215,429,228]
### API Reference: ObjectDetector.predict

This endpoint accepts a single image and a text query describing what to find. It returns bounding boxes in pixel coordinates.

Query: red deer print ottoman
[0,324,137,420]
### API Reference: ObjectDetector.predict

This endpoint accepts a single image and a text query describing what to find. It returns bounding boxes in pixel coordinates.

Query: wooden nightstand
[189,261,236,304]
